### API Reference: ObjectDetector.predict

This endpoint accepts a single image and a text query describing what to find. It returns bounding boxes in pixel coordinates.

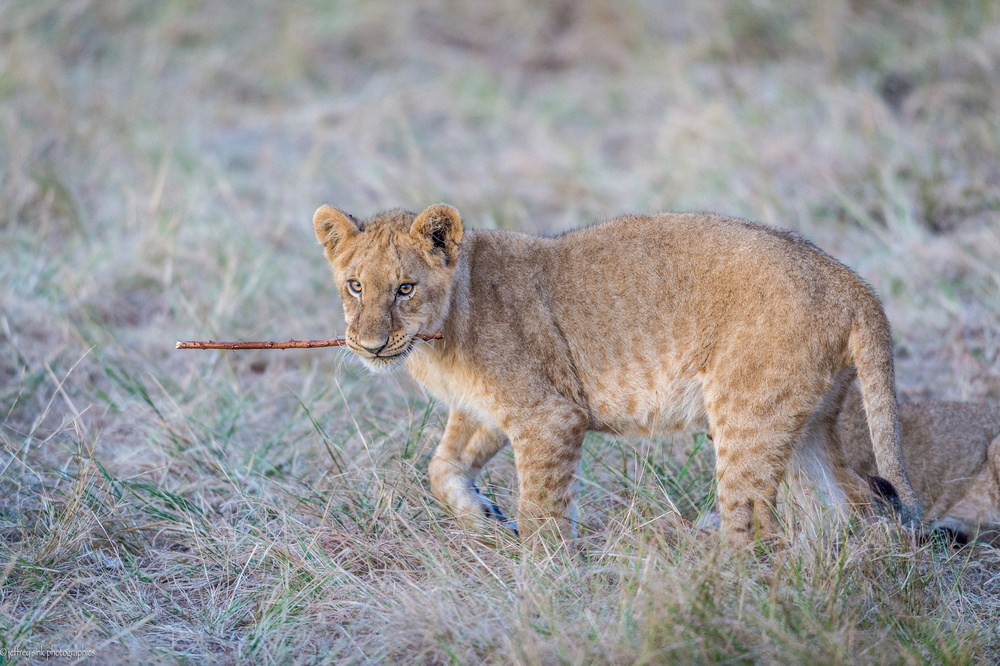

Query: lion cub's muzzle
[346,330,415,370]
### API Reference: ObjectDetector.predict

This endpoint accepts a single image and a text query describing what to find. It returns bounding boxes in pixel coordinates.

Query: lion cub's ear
[410,203,464,266]
[313,205,359,256]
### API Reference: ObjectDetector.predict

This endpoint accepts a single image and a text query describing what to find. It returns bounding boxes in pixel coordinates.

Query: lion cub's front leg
[505,402,588,548]
[429,410,512,530]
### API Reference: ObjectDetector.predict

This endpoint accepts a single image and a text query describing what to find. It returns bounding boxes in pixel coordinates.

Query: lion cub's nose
[358,337,388,355]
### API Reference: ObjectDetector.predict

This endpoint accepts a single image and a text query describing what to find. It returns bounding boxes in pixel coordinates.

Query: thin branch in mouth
[175,333,443,351]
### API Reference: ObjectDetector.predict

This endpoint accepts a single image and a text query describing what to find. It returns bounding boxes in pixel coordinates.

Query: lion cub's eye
[347,280,362,295]
[397,283,415,297]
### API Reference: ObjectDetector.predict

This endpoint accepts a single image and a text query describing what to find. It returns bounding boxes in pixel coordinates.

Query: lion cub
[312,204,922,548]
[817,373,1000,545]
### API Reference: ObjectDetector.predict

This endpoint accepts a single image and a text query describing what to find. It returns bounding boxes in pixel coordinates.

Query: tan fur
[312,203,923,548]
[812,373,1000,544]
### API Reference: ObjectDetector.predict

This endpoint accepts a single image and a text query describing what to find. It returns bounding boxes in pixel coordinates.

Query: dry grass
[2,0,1000,663]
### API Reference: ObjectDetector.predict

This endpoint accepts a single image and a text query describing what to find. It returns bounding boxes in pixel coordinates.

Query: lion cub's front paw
[474,486,518,535]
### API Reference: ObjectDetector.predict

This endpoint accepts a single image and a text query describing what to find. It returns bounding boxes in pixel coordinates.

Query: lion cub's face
[313,204,463,373]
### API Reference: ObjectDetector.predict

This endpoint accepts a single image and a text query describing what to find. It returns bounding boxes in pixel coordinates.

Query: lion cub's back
[547,212,859,327]
[542,213,865,434]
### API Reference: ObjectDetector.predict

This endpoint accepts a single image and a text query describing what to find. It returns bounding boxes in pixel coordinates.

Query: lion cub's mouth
[363,355,406,372]
[347,336,416,372]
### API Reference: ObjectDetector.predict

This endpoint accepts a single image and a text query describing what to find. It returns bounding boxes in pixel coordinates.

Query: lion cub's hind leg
[787,367,876,524]
[710,393,818,549]
[429,410,513,532]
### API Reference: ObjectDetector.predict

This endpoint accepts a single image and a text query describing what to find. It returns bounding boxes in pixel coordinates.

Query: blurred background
[2,1,1000,659]
[3,1,999,406]
[4,0,1000,395]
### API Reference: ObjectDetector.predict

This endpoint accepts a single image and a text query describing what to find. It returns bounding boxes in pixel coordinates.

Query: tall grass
[2,0,999,662]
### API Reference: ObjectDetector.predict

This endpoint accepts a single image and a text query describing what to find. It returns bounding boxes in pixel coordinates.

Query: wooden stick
[175,334,443,351]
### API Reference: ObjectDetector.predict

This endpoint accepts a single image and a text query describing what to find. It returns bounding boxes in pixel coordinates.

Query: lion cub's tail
[847,307,924,527]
